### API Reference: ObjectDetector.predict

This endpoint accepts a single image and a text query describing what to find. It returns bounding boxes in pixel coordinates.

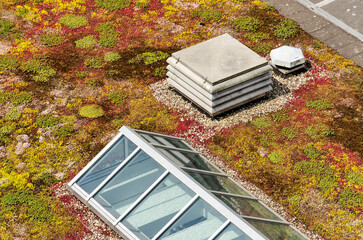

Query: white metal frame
[67,126,309,240]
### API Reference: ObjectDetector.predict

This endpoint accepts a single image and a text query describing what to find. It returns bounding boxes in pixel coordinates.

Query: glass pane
[159,198,226,240]
[157,148,219,172]
[215,195,280,220]
[140,133,191,150]
[215,223,252,240]
[187,172,249,196]
[77,136,137,194]
[93,150,165,219]
[247,220,306,240]
[122,175,195,239]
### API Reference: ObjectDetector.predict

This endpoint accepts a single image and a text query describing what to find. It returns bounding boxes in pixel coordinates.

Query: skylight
[68,126,308,240]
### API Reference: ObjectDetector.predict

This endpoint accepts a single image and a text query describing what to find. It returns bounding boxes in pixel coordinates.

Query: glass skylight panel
[186,171,249,196]
[247,219,306,240]
[139,133,191,150]
[157,147,219,172]
[76,136,137,194]
[93,150,165,219]
[215,194,281,220]
[121,174,195,240]
[68,126,309,240]
[215,223,252,240]
[159,198,226,240]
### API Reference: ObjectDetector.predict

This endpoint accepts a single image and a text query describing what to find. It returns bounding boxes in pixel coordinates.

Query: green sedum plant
[192,9,223,22]
[128,51,169,65]
[20,59,56,82]
[306,100,333,110]
[36,114,60,128]
[104,52,121,62]
[108,90,127,104]
[85,57,105,69]
[39,33,65,46]
[244,32,270,43]
[231,16,261,32]
[59,14,88,29]
[11,92,32,105]
[79,104,104,118]
[75,35,97,48]
[305,123,334,139]
[5,107,22,121]
[96,22,119,48]
[0,55,19,70]
[268,151,282,163]
[274,18,299,39]
[95,0,131,11]
[252,116,271,128]
[0,19,15,35]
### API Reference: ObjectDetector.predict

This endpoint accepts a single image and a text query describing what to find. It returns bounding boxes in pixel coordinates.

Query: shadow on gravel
[171,77,291,120]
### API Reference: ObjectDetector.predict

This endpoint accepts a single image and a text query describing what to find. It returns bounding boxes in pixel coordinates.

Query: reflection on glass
[247,220,306,240]
[215,195,280,220]
[215,223,252,240]
[122,175,195,240]
[187,172,248,196]
[157,148,219,172]
[140,133,191,150]
[77,136,137,194]
[93,151,165,219]
[159,198,226,240]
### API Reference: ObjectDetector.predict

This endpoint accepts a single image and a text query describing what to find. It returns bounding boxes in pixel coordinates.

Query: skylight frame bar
[208,220,231,240]
[152,143,199,153]
[241,215,291,225]
[122,126,266,240]
[68,132,125,186]
[71,183,89,200]
[133,129,184,140]
[113,170,169,226]
[182,167,229,177]
[89,197,118,223]
[86,147,141,201]
[210,190,259,201]
[151,195,199,240]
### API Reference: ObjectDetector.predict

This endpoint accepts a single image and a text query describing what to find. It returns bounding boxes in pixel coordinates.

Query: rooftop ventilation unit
[269,46,309,77]
[68,126,309,240]
[166,34,273,117]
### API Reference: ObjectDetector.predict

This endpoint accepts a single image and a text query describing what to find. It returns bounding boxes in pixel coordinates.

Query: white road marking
[316,0,336,8]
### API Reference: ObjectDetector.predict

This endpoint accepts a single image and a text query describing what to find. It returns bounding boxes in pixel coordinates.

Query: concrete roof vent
[166,34,273,117]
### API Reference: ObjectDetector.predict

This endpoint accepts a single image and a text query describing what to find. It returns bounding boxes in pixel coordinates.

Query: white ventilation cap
[270,46,305,68]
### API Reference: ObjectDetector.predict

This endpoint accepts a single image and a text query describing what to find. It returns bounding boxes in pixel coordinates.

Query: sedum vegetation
[0,0,361,239]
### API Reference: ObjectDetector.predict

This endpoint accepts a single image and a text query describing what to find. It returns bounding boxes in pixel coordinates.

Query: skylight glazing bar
[89,197,118,223]
[68,132,124,186]
[208,220,230,240]
[151,195,199,240]
[134,129,184,140]
[241,215,291,225]
[210,190,258,200]
[182,167,229,176]
[113,171,169,226]
[152,143,199,153]
[86,147,140,201]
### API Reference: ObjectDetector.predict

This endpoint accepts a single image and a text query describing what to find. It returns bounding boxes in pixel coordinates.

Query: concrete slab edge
[295,0,363,41]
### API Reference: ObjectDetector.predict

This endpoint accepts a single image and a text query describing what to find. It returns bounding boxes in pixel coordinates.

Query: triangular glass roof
[68,126,308,240]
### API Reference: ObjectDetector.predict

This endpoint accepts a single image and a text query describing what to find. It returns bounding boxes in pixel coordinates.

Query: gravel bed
[149,70,320,132]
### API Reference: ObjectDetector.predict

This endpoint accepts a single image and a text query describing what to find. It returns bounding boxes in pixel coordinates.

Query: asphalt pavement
[263,0,363,67]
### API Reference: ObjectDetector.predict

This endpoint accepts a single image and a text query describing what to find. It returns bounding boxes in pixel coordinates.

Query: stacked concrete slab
[166,33,273,116]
